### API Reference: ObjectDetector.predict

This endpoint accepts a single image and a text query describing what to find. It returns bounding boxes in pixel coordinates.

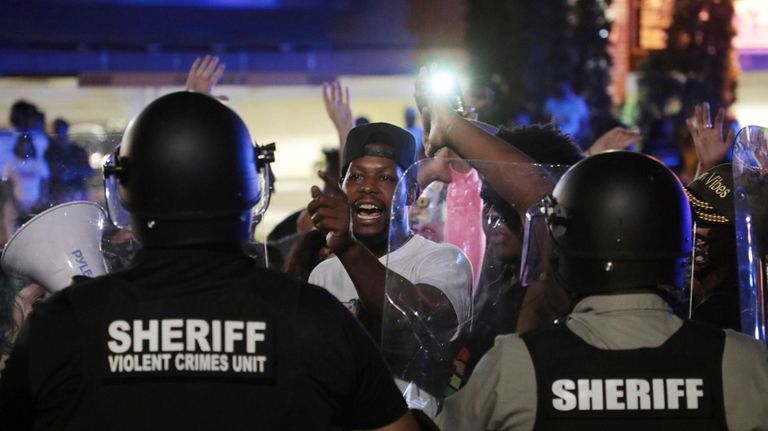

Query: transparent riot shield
[381,158,569,415]
[732,126,768,344]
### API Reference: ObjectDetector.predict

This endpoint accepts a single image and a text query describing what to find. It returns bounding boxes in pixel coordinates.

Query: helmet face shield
[102,150,132,230]
[104,142,276,239]
[250,143,276,229]
[520,195,558,287]
[249,167,269,226]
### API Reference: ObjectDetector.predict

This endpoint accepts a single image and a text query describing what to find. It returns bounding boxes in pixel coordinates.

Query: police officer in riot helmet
[437,151,768,430]
[0,92,422,430]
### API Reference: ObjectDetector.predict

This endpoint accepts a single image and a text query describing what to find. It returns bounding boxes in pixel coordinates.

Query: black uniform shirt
[0,248,407,430]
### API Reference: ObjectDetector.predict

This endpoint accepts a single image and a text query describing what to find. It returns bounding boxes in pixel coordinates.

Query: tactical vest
[521,320,727,431]
[62,262,312,429]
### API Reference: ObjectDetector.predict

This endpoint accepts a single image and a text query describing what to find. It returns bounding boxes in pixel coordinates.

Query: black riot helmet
[540,151,692,296]
[105,91,262,248]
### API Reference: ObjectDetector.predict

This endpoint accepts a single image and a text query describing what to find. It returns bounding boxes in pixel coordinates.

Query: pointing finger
[318,170,343,197]
[310,185,322,199]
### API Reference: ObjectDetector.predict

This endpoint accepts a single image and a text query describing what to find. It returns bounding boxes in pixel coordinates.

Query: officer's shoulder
[494,331,527,346]
[26,286,78,324]
[34,288,71,312]
[38,274,107,306]
[255,267,339,305]
[517,321,565,344]
[476,332,534,371]
[723,329,768,357]
[297,279,345,307]
[59,274,111,296]
[285,277,352,321]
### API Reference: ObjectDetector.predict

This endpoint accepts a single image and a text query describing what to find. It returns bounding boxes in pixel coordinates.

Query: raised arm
[322,81,355,165]
[686,102,734,177]
[417,66,553,215]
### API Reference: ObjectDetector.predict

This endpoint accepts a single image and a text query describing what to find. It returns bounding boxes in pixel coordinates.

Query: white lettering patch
[105,318,270,377]
[552,378,705,411]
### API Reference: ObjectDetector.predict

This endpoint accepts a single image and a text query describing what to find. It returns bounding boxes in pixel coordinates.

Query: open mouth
[354,201,385,221]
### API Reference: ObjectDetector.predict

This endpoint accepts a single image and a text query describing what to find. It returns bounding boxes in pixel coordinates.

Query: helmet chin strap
[688,220,698,318]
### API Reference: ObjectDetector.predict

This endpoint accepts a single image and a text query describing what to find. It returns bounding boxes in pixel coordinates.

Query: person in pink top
[443,156,485,292]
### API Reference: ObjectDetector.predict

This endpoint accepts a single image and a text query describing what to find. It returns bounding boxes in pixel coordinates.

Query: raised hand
[686,102,734,175]
[322,81,354,149]
[307,171,354,254]
[417,150,455,188]
[417,66,461,157]
[586,127,642,156]
[185,55,226,95]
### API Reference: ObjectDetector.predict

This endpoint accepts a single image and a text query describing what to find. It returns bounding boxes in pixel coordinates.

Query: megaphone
[1,201,109,292]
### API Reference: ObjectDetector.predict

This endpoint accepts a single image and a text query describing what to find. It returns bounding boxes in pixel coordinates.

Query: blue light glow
[54,0,279,8]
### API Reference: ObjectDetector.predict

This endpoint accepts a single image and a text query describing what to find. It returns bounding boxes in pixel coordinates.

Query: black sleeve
[0,316,36,431]
[297,285,408,429]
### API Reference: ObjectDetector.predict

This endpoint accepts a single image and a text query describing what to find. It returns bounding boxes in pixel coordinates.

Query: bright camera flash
[429,72,457,96]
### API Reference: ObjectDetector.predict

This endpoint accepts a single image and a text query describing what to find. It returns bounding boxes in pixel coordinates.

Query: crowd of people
[0,55,765,430]
[0,101,93,244]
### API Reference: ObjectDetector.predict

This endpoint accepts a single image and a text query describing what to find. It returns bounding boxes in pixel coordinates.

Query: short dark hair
[479,123,583,229]
[9,100,38,129]
[494,123,584,165]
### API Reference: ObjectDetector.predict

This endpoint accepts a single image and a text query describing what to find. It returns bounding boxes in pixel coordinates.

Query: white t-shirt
[3,157,50,211]
[309,234,472,328]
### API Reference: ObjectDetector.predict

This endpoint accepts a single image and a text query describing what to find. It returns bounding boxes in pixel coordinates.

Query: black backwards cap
[342,122,417,182]
[685,163,735,226]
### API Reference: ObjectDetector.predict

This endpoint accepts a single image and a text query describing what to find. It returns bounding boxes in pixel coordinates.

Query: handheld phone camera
[428,71,465,115]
